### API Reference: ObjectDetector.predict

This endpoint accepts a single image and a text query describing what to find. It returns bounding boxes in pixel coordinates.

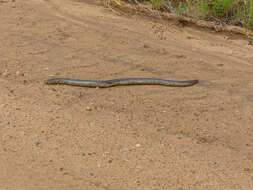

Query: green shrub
[120,0,253,28]
[151,0,163,9]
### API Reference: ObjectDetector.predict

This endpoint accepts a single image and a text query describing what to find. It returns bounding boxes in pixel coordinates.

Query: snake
[44,78,198,88]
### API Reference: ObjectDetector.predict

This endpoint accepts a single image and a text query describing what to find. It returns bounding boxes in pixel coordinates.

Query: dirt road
[0,0,253,189]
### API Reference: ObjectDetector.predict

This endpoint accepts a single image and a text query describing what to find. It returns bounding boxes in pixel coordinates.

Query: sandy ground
[0,0,253,189]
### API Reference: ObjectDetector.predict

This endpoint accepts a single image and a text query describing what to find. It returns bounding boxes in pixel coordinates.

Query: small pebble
[143,44,150,48]
[135,144,141,148]
[135,180,141,185]
[16,71,24,76]
[86,106,92,111]
[217,64,223,67]
[2,69,9,76]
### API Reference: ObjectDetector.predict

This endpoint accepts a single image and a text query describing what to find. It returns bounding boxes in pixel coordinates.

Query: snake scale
[45,78,199,88]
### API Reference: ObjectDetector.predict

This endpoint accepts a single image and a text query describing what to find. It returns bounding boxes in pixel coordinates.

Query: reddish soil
[0,0,253,189]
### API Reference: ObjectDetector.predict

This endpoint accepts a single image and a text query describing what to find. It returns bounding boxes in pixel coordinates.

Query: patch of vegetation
[108,0,253,29]
[151,0,163,9]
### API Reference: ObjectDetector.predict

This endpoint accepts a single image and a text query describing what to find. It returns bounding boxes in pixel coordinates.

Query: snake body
[45,78,198,88]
